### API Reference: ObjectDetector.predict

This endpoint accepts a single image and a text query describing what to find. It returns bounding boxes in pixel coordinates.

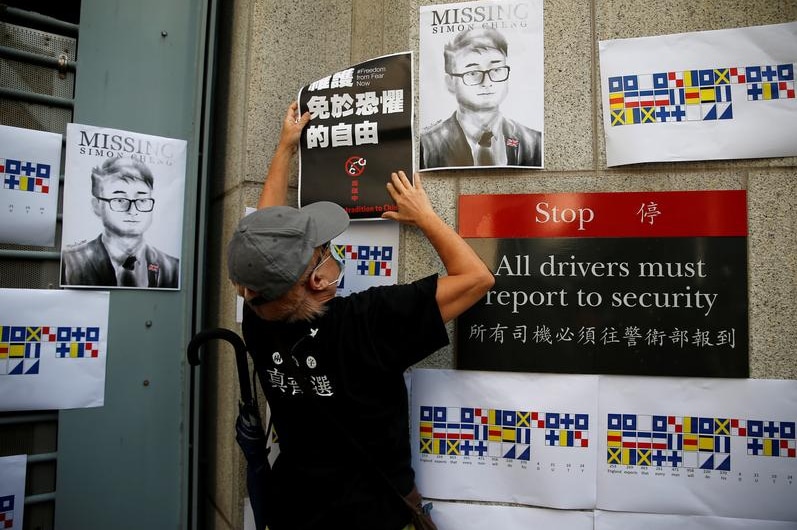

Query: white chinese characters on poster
[431,500,594,530]
[411,369,598,508]
[419,0,544,170]
[60,124,186,289]
[0,125,62,246]
[597,376,797,522]
[0,455,26,530]
[330,219,399,297]
[298,52,413,219]
[0,289,110,411]
[599,21,797,166]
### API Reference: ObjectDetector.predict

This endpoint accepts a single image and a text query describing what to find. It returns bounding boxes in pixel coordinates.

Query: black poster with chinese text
[456,191,749,377]
[298,52,413,219]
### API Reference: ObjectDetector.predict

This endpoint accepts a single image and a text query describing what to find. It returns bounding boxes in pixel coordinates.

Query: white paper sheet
[0,289,110,411]
[595,510,797,530]
[599,21,797,166]
[60,123,186,289]
[419,0,544,170]
[0,125,62,246]
[597,376,797,521]
[297,52,414,218]
[411,369,598,508]
[431,500,594,530]
[0,455,27,530]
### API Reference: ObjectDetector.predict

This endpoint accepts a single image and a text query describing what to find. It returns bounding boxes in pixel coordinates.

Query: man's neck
[456,108,501,136]
[101,232,145,260]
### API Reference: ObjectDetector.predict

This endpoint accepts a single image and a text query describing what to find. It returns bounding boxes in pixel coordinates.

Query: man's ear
[307,269,328,291]
[444,74,456,94]
[90,197,102,216]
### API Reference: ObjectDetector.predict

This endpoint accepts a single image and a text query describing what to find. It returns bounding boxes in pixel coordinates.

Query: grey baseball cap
[227,201,349,302]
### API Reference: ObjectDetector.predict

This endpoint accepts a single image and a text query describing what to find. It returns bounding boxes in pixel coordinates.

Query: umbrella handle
[187,328,254,405]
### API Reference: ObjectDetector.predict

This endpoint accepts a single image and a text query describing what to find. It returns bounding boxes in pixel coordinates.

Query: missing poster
[419,0,544,170]
[60,124,186,289]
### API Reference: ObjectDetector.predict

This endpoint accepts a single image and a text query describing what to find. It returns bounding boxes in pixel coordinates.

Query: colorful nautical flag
[334,244,393,277]
[419,405,588,460]
[607,430,622,448]
[609,63,795,127]
[607,413,797,470]
[0,495,15,528]
[1,323,103,376]
[730,418,747,436]
[781,439,797,458]
[1,157,52,196]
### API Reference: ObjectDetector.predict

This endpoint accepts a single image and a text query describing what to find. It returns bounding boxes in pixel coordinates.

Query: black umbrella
[188,328,272,530]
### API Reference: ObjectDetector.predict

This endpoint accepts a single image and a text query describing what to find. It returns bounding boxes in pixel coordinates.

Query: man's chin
[108,230,145,239]
[462,102,500,113]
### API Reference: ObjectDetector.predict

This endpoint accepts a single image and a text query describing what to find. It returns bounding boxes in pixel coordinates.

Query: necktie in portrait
[477,130,494,165]
[120,255,137,287]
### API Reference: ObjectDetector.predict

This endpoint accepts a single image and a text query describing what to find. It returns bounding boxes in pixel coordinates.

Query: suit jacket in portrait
[420,112,542,169]
[61,235,180,288]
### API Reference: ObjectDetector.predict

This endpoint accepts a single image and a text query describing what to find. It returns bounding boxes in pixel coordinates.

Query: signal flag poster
[330,219,399,297]
[456,190,748,377]
[410,369,797,523]
[0,125,62,246]
[599,21,797,166]
[411,369,599,509]
[597,376,797,522]
[298,52,413,220]
[0,455,26,530]
[0,289,109,411]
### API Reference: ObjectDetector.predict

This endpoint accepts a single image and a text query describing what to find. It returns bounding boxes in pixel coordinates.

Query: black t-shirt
[242,274,449,530]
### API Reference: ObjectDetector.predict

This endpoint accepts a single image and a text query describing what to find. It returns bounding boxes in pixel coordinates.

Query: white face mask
[313,245,345,287]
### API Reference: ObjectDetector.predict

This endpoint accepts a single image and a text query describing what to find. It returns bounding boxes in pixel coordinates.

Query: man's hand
[382,169,494,323]
[278,101,311,152]
[381,171,436,228]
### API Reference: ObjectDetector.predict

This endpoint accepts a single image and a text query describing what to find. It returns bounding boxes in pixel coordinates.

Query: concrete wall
[204,1,797,527]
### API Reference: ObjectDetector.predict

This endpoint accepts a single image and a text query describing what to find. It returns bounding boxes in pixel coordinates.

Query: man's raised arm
[257,101,311,208]
[382,171,494,323]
